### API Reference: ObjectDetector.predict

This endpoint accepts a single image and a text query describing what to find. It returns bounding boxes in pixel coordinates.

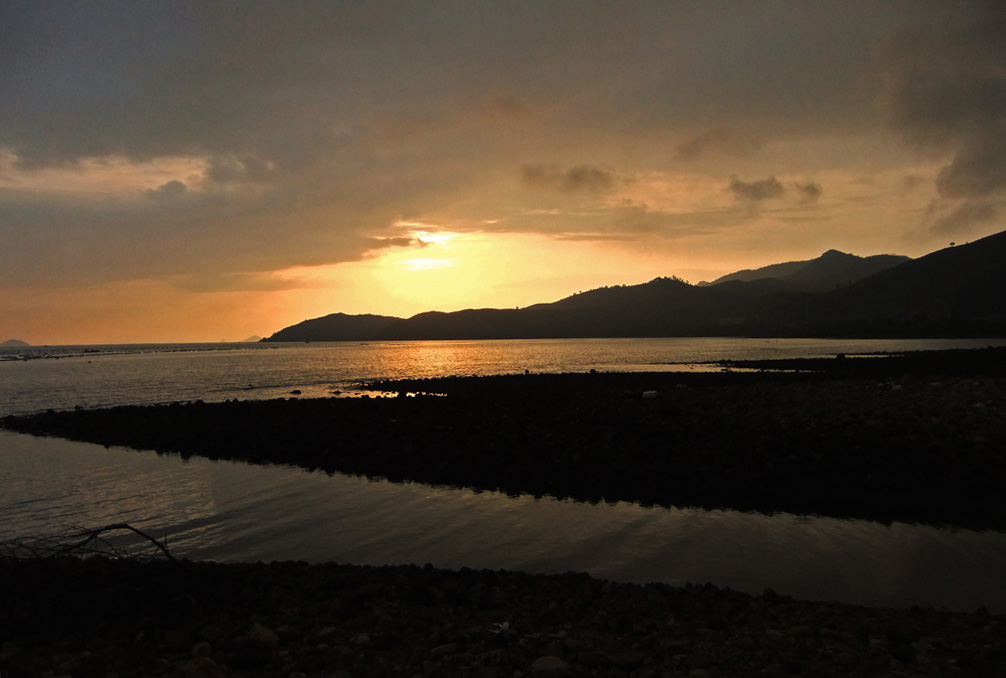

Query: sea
[2,336,1006,612]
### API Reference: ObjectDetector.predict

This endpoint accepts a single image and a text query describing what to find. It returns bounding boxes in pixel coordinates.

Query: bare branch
[1,523,175,561]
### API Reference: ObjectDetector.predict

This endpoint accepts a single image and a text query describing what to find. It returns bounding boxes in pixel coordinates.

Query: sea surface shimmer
[6,348,1006,528]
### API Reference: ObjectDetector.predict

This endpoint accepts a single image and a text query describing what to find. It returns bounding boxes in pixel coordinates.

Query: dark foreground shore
[4,347,1006,527]
[3,348,1006,676]
[2,555,1005,678]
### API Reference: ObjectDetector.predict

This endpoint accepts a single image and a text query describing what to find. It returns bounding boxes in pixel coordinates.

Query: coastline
[3,348,1006,675]
[5,347,1006,528]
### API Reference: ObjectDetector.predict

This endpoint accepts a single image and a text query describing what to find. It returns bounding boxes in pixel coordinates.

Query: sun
[412,230,457,247]
[401,257,457,271]
[263,228,689,325]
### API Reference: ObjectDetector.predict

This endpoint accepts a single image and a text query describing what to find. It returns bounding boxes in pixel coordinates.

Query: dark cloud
[205,155,278,185]
[899,174,925,196]
[0,186,383,288]
[935,129,1006,199]
[883,3,1006,208]
[930,200,997,236]
[728,176,785,202]
[145,180,187,200]
[482,89,532,121]
[479,195,732,243]
[372,236,417,249]
[2,0,997,310]
[883,1,1006,141]
[0,2,912,173]
[521,164,615,194]
[563,166,616,194]
[0,2,403,170]
[676,130,763,160]
[794,181,823,203]
[887,75,1006,146]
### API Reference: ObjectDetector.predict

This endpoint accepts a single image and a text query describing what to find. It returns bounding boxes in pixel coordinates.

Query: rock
[275,624,299,642]
[431,642,458,656]
[611,650,647,668]
[192,641,213,657]
[450,652,475,666]
[531,655,570,677]
[787,624,812,638]
[246,622,279,649]
[231,623,280,669]
[164,628,191,651]
[183,656,226,678]
[576,649,611,667]
[199,622,226,643]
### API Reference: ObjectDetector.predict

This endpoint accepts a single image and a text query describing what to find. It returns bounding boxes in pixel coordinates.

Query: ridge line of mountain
[263,230,1006,341]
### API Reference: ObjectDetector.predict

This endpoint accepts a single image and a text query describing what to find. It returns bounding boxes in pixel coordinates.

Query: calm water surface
[2,337,1006,612]
[3,336,1005,415]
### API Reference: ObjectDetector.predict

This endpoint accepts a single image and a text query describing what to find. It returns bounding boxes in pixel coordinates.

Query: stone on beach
[531,655,571,677]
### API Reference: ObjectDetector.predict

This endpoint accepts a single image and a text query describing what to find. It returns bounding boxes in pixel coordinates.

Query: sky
[2,1,1005,344]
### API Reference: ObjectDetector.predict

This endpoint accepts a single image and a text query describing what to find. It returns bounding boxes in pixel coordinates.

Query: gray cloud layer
[795,182,823,203]
[882,1,1006,234]
[0,1,932,170]
[729,177,785,202]
[0,0,1000,295]
[521,164,616,194]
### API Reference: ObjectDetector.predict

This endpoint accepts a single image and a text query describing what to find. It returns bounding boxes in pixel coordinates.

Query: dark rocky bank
[4,348,1006,528]
[3,348,1006,676]
[2,556,1005,678]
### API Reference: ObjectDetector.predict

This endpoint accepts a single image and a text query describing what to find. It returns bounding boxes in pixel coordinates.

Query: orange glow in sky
[1,3,1000,345]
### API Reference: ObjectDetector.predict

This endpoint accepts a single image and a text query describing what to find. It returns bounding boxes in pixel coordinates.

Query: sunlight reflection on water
[5,338,1006,612]
[4,337,1006,416]
[3,429,1006,613]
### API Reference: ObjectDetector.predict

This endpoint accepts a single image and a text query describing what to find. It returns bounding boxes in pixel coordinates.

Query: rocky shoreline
[2,556,1005,678]
[4,347,1006,528]
[3,348,1006,676]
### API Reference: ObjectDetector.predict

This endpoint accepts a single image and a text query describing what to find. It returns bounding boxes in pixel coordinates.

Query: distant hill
[263,313,403,342]
[701,249,909,292]
[262,231,1006,341]
[752,230,1006,336]
[1,339,29,348]
[242,335,263,343]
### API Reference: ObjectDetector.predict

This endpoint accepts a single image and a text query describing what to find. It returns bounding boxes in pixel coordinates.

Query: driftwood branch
[1,523,175,561]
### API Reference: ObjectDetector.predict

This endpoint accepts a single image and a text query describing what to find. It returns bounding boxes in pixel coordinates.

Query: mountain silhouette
[265,313,402,342]
[700,249,909,292]
[755,230,1006,336]
[263,230,1006,341]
